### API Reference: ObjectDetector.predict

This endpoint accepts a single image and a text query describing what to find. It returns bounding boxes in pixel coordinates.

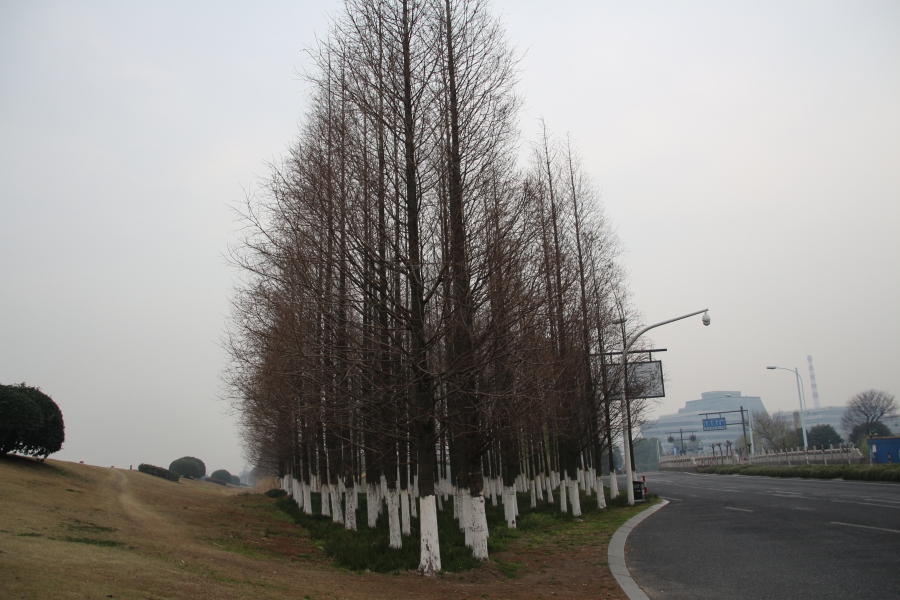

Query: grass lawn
[1,455,654,599]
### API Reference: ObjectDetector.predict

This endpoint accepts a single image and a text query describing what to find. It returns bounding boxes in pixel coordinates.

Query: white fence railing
[659,446,865,470]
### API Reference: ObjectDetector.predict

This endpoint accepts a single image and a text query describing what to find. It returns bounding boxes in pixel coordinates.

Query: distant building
[639,391,766,455]
[773,405,846,438]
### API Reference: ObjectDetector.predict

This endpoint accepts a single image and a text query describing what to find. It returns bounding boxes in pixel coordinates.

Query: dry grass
[0,455,640,599]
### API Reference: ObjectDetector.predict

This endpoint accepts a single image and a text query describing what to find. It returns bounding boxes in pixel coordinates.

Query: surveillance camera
[702,312,711,326]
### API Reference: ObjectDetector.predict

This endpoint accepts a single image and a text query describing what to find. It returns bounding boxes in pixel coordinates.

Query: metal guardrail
[659,446,865,470]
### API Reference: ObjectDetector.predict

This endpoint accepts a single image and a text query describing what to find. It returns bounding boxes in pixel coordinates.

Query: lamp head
[766,366,776,370]
[702,311,711,326]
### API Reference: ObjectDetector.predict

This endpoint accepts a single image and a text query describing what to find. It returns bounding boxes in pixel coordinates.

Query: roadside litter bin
[632,480,644,502]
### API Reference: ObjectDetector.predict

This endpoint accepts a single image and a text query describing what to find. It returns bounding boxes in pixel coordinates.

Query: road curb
[608,499,669,600]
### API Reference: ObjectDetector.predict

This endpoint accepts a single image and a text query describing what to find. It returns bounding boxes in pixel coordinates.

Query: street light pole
[618,308,710,506]
[766,366,809,449]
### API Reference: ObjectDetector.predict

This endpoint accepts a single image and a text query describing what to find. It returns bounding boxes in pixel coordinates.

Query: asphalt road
[609,471,900,599]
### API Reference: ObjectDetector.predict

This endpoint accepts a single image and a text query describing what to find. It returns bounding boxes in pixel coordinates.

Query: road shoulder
[608,499,669,600]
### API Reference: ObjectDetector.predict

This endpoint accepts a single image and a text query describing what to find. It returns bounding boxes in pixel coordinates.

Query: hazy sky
[2,1,898,473]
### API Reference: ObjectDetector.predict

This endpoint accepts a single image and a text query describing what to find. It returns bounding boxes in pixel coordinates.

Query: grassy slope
[0,456,649,599]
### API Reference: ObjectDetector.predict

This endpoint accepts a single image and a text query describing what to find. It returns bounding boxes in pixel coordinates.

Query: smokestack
[807,355,821,409]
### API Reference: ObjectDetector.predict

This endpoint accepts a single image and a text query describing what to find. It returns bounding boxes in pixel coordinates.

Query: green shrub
[169,457,206,478]
[264,488,287,498]
[137,463,180,482]
[230,475,241,485]
[210,469,231,483]
[697,463,900,483]
[0,384,65,459]
[205,476,226,485]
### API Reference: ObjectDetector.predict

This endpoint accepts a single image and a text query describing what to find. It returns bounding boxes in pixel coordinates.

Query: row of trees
[738,389,896,453]
[224,0,652,574]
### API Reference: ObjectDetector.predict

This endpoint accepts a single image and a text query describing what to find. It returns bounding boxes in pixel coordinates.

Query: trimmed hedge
[138,463,180,482]
[0,383,65,459]
[697,464,900,483]
[205,476,227,486]
[169,456,206,478]
[209,469,231,484]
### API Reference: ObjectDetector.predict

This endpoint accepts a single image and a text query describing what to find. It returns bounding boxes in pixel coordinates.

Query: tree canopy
[850,421,891,443]
[0,383,65,459]
[210,469,232,483]
[169,456,206,478]
[806,424,842,447]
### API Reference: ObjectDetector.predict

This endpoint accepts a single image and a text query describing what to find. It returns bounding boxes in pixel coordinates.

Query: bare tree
[841,389,897,437]
[752,411,795,452]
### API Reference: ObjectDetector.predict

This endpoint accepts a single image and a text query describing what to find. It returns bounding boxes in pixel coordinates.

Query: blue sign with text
[702,417,727,431]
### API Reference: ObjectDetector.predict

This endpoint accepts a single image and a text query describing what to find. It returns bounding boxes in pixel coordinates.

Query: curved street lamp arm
[625,308,709,353]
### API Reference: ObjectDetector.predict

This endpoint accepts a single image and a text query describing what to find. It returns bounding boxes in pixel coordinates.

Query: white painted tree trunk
[331,483,344,524]
[569,479,582,517]
[503,485,516,528]
[418,495,442,576]
[559,475,568,513]
[462,488,473,547]
[366,483,379,528]
[609,469,619,499]
[530,478,537,508]
[400,489,411,536]
[536,475,544,502]
[469,493,489,560]
[303,481,312,515]
[545,473,554,503]
[597,478,607,509]
[322,485,331,517]
[387,486,402,549]
[410,477,418,518]
[345,485,357,530]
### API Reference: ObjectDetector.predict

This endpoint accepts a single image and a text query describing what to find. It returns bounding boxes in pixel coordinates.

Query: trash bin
[632,480,644,502]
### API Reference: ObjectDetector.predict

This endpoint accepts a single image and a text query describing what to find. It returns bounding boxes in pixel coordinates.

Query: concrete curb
[608,500,669,600]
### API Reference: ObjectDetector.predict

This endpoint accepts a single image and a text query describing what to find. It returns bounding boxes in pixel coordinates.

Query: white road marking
[659,496,682,501]
[829,499,900,509]
[829,522,900,534]
[724,506,753,512]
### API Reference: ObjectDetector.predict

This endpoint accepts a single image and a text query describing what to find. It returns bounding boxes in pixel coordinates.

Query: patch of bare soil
[0,456,636,599]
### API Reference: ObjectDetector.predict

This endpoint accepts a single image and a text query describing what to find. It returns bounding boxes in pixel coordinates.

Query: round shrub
[0,383,65,459]
[169,456,206,478]
[230,475,241,485]
[210,469,232,483]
